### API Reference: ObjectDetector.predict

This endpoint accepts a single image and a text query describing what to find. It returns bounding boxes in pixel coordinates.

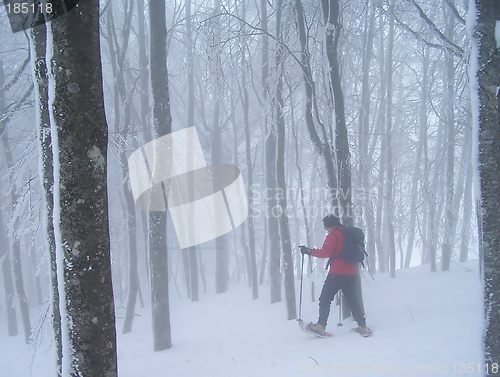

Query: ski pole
[337,291,343,327]
[298,252,305,322]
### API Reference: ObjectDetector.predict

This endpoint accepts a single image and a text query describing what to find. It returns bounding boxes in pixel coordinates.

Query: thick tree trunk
[48,0,118,374]
[473,0,500,370]
[149,0,172,351]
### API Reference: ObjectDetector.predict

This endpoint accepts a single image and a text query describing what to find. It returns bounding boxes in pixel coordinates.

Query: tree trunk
[375,4,387,273]
[149,0,172,351]
[137,0,151,285]
[212,124,229,294]
[385,0,396,278]
[275,0,296,320]
[322,0,365,319]
[186,0,199,303]
[294,0,338,198]
[1,125,32,345]
[31,20,61,363]
[0,214,18,337]
[238,0,259,300]
[405,45,429,268]
[48,0,118,374]
[0,58,18,340]
[473,0,500,370]
[459,125,473,262]
[442,0,456,271]
[105,2,141,336]
[261,0,281,303]
[322,0,352,225]
[359,0,376,273]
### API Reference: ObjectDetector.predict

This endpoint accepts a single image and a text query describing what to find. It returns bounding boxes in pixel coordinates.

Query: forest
[0,0,499,376]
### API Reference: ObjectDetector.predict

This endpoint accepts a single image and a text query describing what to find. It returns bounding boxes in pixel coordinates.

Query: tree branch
[0,83,34,132]
[2,54,30,92]
[443,0,466,26]
[406,0,464,57]
[389,7,463,58]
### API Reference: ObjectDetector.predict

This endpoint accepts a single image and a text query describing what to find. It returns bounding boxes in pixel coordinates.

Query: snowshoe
[353,326,373,337]
[304,322,332,337]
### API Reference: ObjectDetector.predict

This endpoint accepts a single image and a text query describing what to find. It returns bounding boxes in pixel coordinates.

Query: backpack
[327,227,367,268]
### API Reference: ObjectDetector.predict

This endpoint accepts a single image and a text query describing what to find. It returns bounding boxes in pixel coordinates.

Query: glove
[300,246,311,255]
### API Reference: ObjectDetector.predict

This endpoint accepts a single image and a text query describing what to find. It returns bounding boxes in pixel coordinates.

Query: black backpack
[327,227,367,268]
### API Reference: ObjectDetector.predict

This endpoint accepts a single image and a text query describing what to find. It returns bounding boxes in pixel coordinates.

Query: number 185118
[5,2,53,14]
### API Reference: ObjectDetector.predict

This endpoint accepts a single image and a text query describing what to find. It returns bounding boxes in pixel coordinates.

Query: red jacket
[311,226,358,275]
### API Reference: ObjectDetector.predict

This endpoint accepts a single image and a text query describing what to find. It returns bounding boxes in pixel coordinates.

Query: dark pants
[318,274,366,329]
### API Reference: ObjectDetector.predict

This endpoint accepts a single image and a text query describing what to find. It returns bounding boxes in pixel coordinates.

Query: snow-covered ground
[1,260,484,376]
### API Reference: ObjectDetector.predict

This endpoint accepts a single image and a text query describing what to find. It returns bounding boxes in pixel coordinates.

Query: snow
[466,0,482,218]
[1,260,484,376]
[496,21,500,49]
[46,20,73,377]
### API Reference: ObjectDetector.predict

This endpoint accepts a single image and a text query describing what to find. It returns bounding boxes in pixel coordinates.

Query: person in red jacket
[300,214,371,336]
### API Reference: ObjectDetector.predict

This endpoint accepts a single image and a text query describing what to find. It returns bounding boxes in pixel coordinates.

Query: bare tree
[472,0,500,371]
[275,0,296,320]
[384,0,396,278]
[105,0,142,335]
[185,0,200,302]
[2,111,32,345]
[0,59,18,340]
[359,0,377,273]
[404,45,429,268]
[0,214,18,337]
[30,15,62,374]
[441,0,457,272]
[260,0,282,304]
[149,0,173,351]
[238,0,259,299]
[47,0,117,374]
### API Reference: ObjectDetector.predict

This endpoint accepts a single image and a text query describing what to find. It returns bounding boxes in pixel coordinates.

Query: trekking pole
[297,252,305,325]
[337,291,343,327]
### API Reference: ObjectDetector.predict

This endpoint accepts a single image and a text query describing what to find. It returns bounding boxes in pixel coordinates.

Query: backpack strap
[325,227,343,271]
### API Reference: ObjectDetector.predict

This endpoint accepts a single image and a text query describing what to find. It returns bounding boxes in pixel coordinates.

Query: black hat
[323,214,341,228]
